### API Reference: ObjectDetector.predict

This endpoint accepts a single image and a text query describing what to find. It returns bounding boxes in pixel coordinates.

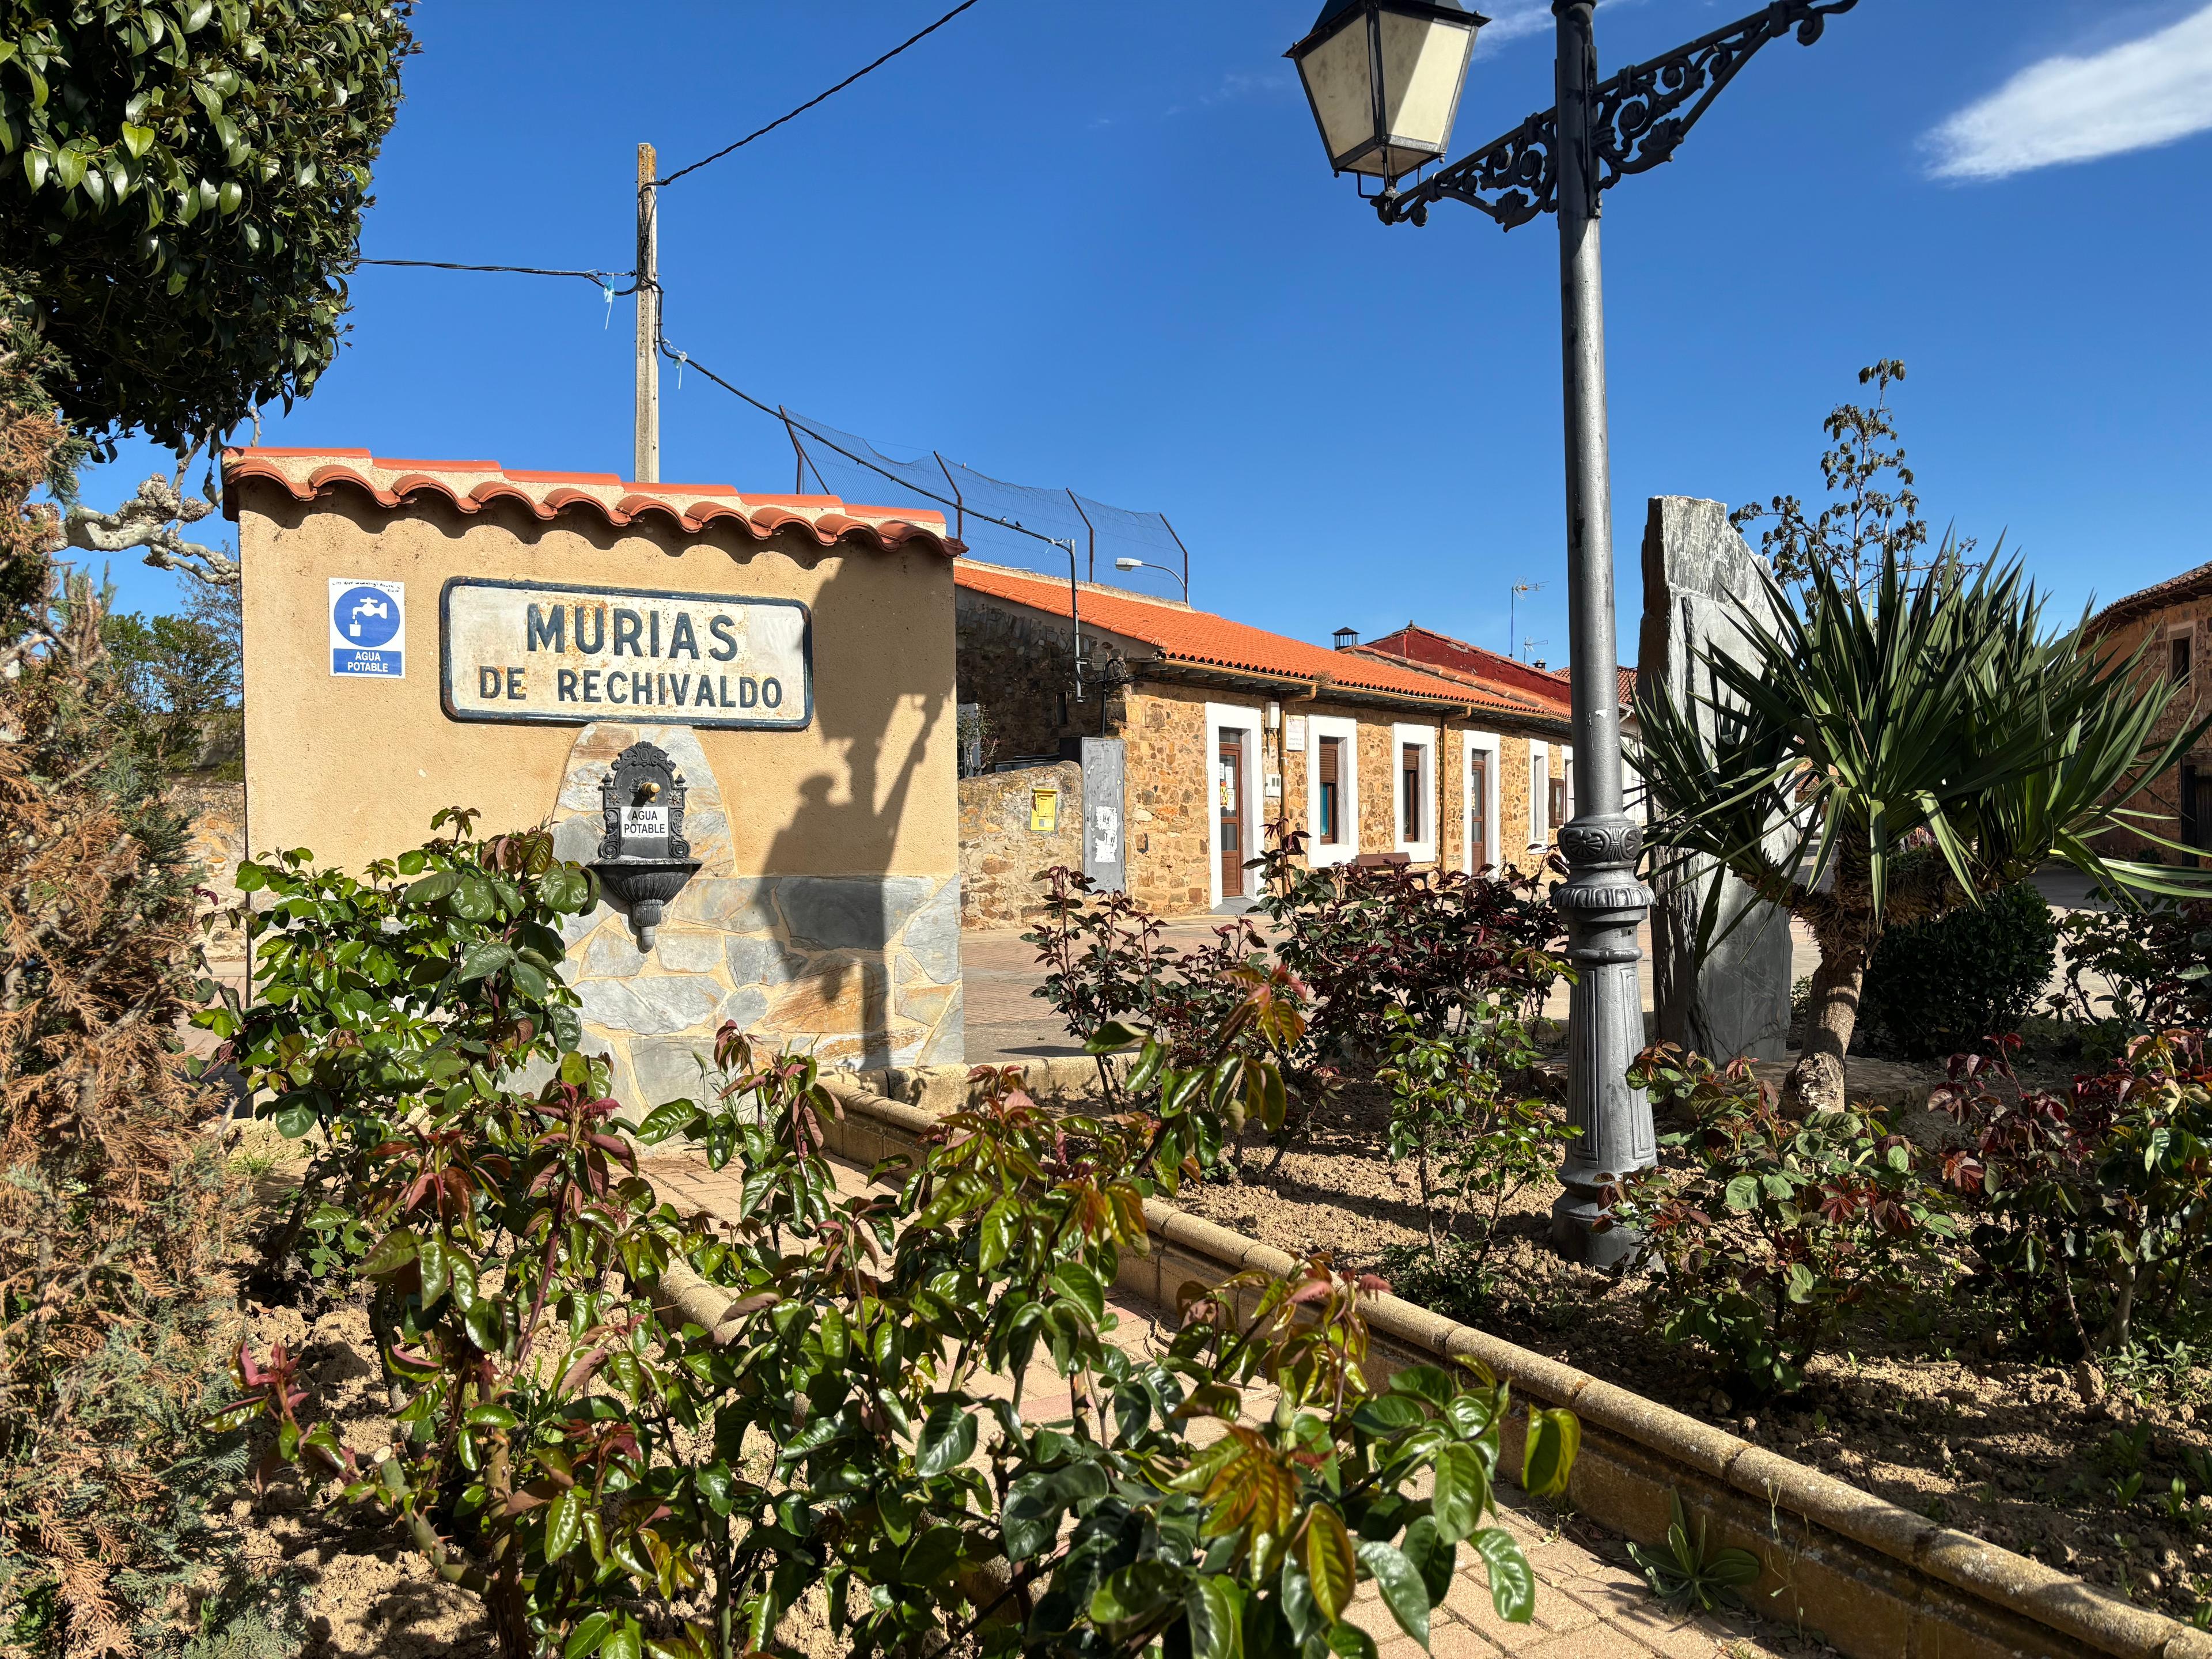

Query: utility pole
[634,142,659,483]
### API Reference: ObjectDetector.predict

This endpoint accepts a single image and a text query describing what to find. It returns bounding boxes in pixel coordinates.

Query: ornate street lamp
[1287,1,1487,181]
[1289,0,1858,1266]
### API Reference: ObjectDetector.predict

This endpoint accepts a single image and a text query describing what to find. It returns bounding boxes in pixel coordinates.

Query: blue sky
[81,0,2212,669]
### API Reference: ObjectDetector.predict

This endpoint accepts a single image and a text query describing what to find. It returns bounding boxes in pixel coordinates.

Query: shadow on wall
[748,540,953,1073]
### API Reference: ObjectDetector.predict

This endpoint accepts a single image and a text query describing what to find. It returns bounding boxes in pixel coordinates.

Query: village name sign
[440,578,813,729]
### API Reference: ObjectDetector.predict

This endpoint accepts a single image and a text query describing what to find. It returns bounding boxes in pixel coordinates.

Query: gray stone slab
[1638,496,1795,1063]
[918,984,965,1067]
[578,975,728,1037]
[652,927,724,975]
[721,984,770,1032]
[674,877,777,933]
[900,876,962,984]
[581,927,647,979]
[552,813,602,867]
[725,934,805,988]
[629,1036,715,1110]
[776,875,935,950]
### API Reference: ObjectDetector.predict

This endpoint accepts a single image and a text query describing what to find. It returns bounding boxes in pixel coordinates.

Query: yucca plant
[1635,542,2210,1113]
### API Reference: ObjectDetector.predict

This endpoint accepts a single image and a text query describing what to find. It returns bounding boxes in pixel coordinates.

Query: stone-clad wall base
[810,1081,2212,1659]
[547,722,962,1101]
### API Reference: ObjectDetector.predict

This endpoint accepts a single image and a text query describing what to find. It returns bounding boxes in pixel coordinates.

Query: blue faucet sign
[328,578,405,677]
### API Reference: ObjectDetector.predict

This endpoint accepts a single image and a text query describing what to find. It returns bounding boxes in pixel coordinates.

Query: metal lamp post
[1287,0,1857,1265]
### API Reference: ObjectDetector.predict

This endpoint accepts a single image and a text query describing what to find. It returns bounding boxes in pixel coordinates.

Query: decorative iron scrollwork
[1377,0,1857,232]
[1593,0,1858,192]
[1378,109,1557,230]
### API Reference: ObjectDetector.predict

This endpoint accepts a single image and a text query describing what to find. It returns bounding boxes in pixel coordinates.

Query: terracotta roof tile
[2088,561,2212,635]
[955,562,1552,716]
[1619,665,1638,709]
[222,448,962,557]
[1362,622,1574,714]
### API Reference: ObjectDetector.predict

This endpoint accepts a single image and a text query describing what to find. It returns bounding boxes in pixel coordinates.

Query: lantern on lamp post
[1286,0,1859,1266]
[1286,1,1487,182]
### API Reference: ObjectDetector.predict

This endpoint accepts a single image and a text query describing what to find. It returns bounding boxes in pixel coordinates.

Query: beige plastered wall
[237,484,957,879]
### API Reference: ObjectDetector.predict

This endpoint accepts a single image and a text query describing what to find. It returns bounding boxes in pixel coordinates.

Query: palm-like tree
[1634,546,2208,1113]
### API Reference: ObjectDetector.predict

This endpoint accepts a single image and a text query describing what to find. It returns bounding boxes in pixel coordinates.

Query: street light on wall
[1287,0,1858,1266]
[1113,556,1189,601]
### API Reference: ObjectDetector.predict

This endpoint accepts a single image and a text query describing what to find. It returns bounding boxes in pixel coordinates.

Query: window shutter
[1319,737,1339,785]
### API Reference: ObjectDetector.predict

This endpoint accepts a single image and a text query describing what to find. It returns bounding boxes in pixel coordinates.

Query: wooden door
[1218,732,1245,899]
[1468,750,1489,870]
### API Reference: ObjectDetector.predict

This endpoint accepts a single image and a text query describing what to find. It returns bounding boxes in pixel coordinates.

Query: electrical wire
[654,0,984,188]
[656,334,1068,551]
[358,257,639,293]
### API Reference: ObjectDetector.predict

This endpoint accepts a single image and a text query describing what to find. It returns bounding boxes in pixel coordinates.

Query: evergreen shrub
[1863,881,2057,1058]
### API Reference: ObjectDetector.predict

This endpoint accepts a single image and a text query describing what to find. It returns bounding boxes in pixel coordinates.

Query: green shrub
[1862,881,2056,1058]
[1609,1046,1955,1399]
[217,817,1584,1659]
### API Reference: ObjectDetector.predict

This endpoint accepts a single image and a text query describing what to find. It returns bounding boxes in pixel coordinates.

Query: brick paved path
[645,1152,1826,1659]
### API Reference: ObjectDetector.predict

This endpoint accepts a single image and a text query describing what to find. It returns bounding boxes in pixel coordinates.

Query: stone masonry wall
[955,592,1089,761]
[1121,684,1213,915]
[959,760,1083,929]
[2094,600,2212,860]
[546,722,961,1104]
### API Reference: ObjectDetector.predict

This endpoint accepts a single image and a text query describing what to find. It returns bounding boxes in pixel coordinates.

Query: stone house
[953,562,1572,920]
[2086,560,2212,861]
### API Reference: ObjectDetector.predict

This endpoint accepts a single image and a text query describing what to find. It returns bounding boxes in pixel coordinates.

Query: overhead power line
[357,257,638,293]
[653,0,984,188]
[654,334,1067,552]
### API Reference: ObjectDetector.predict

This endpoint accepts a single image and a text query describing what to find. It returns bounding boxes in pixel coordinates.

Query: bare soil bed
[1178,1077,2212,1628]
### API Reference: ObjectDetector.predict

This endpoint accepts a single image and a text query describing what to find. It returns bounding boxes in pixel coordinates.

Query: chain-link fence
[778,408,1191,604]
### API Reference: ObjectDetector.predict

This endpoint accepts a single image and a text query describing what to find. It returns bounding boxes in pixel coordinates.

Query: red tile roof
[2087,561,2212,636]
[222,447,961,556]
[1363,623,1574,713]
[956,562,1554,718]
[1619,665,1639,710]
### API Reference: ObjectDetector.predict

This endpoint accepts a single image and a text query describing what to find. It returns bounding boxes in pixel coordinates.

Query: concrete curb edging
[815,1077,2211,1659]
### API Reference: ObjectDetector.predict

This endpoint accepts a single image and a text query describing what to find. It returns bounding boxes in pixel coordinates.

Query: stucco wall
[958,761,1084,929]
[236,483,963,1077]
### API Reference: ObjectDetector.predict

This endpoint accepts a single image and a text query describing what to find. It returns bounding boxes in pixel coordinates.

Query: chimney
[1332,626,1359,651]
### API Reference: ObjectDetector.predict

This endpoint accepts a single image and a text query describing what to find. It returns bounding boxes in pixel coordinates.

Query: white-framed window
[1392,722,1437,863]
[1205,702,1264,910]
[1462,730,1501,873]
[1528,740,1550,850]
[1551,743,1575,835]
[1304,714,1361,868]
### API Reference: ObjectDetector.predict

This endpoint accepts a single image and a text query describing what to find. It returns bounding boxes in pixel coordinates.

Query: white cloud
[1927,4,2212,181]
[1472,0,1646,59]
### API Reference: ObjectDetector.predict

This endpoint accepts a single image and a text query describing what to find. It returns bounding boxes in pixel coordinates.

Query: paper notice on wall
[1285,715,1306,752]
[1092,805,1120,864]
[1218,763,1236,808]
